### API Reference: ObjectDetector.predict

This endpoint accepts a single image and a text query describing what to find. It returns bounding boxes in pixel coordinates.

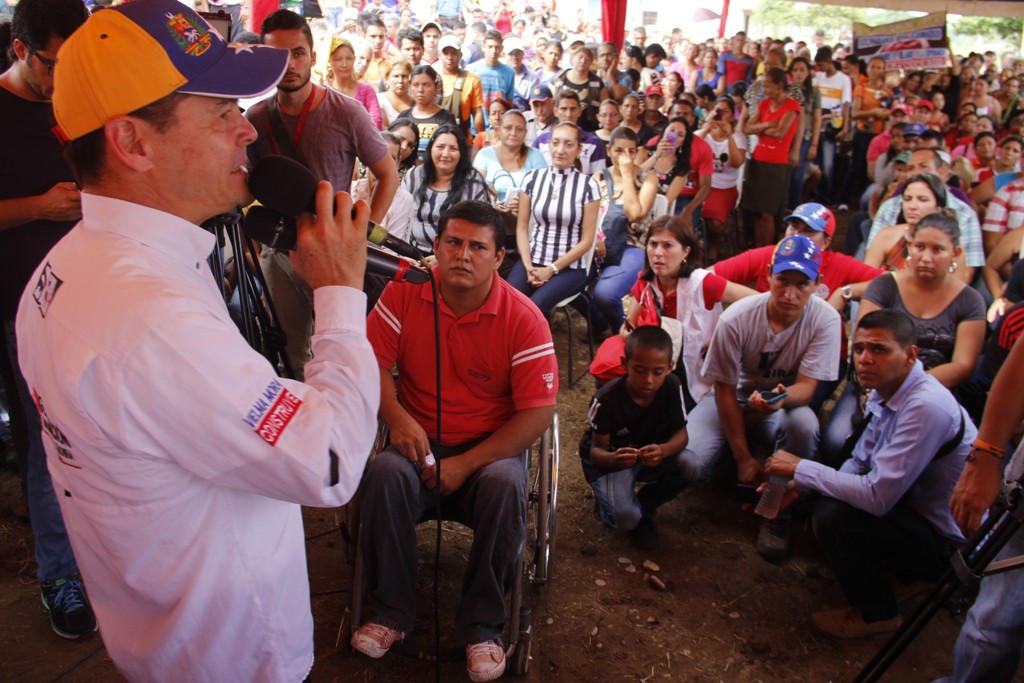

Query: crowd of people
[5,0,1024,681]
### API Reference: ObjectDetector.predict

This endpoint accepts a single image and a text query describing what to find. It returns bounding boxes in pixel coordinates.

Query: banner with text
[853,13,949,72]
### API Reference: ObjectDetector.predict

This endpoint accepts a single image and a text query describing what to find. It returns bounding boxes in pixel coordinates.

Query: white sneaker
[466,640,506,682]
[351,622,404,659]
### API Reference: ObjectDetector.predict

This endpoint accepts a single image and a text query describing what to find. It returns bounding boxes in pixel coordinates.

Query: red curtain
[601,0,626,48]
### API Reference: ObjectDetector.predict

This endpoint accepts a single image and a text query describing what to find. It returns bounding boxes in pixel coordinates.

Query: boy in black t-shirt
[580,326,689,550]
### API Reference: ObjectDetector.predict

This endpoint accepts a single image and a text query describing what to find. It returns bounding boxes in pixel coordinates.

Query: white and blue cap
[771,235,822,281]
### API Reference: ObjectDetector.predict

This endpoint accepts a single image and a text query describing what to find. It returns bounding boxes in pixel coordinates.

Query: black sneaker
[631,516,659,551]
[41,577,98,639]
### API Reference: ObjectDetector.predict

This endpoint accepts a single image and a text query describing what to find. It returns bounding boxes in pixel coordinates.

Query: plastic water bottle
[755,476,789,519]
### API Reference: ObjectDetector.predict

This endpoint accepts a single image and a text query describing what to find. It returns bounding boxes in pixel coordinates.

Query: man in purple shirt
[766,309,974,639]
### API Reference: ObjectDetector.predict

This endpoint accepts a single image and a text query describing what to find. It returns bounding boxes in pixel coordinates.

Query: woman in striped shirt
[510,121,601,318]
[401,124,489,259]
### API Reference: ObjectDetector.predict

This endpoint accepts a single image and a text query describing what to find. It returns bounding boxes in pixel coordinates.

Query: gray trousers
[359,446,526,646]
[260,249,313,381]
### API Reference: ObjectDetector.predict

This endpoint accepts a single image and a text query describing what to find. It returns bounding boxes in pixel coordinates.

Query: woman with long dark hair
[646,116,714,230]
[401,124,489,258]
[387,118,420,180]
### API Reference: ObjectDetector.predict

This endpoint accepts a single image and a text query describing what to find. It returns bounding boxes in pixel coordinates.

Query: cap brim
[782,213,825,231]
[771,261,818,278]
[178,43,288,100]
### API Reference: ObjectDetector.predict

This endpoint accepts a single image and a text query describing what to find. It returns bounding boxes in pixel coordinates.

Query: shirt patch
[542,372,555,390]
[245,379,303,446]
[32,262,63,318]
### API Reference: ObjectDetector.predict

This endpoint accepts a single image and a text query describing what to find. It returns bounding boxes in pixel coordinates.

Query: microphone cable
[427,267,443,683]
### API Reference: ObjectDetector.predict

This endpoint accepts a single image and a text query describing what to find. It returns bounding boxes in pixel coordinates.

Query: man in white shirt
[812,47,852,207]
[503,35,538,108]
[16,1,380,680]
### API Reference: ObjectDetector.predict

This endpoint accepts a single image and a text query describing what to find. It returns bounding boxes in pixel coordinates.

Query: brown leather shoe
[811,606,902,638]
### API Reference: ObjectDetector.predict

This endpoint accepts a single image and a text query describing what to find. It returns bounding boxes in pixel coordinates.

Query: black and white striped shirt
[402,166,489,253]
[522,167,600,269]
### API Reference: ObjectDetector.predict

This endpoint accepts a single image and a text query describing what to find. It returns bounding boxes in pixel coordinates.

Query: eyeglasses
[28,46,57,76]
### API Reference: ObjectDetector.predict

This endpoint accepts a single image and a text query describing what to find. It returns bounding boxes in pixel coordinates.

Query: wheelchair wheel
[530,413,559,585]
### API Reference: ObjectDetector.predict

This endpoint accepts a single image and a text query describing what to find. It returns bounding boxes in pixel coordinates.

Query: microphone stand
[854,475,1024,682]
[203,211,294,379]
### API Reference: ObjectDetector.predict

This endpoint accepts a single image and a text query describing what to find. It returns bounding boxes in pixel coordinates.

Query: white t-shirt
[702,291,841,401]
[696,130,748,190]
[812,70,852,111]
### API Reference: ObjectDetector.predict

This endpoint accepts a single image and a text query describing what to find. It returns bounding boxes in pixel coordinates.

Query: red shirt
[628,271,729,317]
[753,97,801,165]
[676,135,716,198]
[367,270,558,446]
[714,246,885,354]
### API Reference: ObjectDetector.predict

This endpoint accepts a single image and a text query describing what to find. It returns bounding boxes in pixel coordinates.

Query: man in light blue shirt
[468,29,515,128]
[766,309,974,640]
[868,150,984,282]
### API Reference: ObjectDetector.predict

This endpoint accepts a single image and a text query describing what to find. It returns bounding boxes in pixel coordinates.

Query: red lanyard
[269,85,317,154]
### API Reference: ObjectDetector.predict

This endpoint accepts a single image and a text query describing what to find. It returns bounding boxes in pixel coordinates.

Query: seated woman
[865,173,967,281]
[401,124,489,259]
[509,122,600,319]
[387,118,420,182]
[821,211,986,466]
[325,35,382,129]
[591,126,659,330]
[591,215,754,410]
[397,65,457,161]
[644,116,714,232]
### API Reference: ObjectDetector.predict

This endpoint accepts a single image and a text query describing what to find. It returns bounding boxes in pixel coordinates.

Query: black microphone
[243,206,430,285]
[248,155,424,261]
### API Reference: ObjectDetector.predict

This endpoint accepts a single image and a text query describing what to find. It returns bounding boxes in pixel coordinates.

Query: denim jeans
[3,319,77,582]
[819,380,862,470]
[789,137,812,211]
[680,394,821,484]
[812,497,954,622]
[358,447,526,647]
[590,451,687,530]
[508,260,591,319]
[936,528,1024,682]
[592,246,646,331]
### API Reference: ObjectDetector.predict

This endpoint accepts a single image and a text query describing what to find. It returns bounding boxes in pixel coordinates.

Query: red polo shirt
[367,269,558,446]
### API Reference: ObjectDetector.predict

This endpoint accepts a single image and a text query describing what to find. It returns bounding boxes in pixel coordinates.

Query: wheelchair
[338,412,560,675]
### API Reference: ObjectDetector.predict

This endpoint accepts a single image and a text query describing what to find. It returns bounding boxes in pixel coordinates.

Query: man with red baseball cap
[16,0,382,679]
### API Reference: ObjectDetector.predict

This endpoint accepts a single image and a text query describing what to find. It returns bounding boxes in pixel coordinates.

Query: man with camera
[16,1,380,679]
[353,200,557,682]
[766,310,973,639]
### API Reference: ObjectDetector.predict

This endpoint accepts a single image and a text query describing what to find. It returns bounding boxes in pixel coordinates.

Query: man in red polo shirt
[354,200,557,682]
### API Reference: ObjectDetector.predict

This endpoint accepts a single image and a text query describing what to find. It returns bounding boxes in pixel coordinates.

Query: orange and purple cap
[53,0,287,142]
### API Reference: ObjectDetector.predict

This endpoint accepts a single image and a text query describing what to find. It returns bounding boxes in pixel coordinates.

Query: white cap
[439,35,462,53]
[503,36,524,53]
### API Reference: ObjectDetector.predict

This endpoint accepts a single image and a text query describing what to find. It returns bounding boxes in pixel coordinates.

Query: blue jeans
[592,246,646,330]
[590,451,687,530]
[680,394,821,484]
[359,446,526,646]
[3,319,77,582]
[508,260,591,319]
[789,137,812,211]
[936,528,1024,683]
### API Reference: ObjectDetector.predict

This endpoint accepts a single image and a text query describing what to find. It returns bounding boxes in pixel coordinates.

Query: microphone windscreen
[248,155,317,216]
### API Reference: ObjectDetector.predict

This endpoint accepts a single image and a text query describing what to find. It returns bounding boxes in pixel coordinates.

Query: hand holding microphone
[245,155,430,285]
[289,182,367,291]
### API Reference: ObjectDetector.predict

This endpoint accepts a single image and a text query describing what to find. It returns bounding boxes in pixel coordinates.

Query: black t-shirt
[397,107,457,162]
[1005,258,1024,303]
[0,86,77,320]
[578,373,687,483]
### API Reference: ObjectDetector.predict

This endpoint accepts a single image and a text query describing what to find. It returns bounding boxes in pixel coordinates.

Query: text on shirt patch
[32,262,63,318]
[33,390,79,467]
[245,379,303,446]
[542,372,555,390]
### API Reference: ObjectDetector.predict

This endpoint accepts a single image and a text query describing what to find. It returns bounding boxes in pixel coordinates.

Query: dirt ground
[0,215,1000,683]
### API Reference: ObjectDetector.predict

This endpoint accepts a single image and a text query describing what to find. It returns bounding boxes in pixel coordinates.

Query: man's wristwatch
[841,285,853,301]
